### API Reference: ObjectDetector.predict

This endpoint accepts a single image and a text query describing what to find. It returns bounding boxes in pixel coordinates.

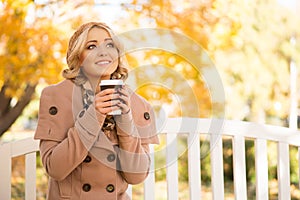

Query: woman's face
[80,27,119,80]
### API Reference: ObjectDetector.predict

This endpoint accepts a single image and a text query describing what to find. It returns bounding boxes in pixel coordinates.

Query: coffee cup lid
[100,80,124,85]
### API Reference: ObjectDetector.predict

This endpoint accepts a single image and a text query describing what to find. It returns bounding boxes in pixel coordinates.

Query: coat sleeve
[34,86,105,181]
[114,93,159,184]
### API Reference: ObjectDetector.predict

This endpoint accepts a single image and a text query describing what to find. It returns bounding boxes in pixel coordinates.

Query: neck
[87,75,111,91]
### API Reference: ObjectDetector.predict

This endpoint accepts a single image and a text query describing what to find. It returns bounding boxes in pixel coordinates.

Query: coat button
[49,106,58,115]
[107,154,115,162]
[79,110,85,118]
[83,155,91,163]
[144,112,150,120]
[106,184,115,193]
[82,183,91,192]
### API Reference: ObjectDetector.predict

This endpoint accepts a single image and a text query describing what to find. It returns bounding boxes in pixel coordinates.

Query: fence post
[0,142,12,200]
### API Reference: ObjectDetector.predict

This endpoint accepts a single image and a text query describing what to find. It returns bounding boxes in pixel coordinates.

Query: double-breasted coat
[34,79,159,200]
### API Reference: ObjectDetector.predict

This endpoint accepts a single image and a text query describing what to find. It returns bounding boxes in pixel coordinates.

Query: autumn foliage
[0,0,67,136]
[1,0,300,137]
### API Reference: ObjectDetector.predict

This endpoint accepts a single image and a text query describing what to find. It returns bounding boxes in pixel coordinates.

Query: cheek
[79,52,87,64]
[112,60,119,68]
[80,51,95,65]
[109,49,119,60]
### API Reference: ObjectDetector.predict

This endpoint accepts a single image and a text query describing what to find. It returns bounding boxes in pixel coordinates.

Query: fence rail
[1,118,300,199]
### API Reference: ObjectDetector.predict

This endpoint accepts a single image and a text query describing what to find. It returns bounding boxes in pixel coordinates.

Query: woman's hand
[95,85,130,115]
[116,86,130,114]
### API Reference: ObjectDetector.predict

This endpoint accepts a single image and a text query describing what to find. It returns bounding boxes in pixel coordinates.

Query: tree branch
[0,84,36,137]
[0,85,12,116]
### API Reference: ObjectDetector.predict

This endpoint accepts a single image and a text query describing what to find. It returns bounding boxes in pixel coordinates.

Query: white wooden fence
[1,118,300,199]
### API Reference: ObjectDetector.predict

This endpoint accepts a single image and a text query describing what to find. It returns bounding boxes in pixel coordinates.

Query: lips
[95,60,112,65]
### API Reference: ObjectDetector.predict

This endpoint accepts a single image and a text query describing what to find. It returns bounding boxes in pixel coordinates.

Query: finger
[98,105,120,115]
[95,99,121,114]
[96,99,120,108]
[95,92,120,103]
[117,101,130,114]
[99,88,117,96]
[117,87,129,98]
[118,94,128,105]
[117,88,130,105]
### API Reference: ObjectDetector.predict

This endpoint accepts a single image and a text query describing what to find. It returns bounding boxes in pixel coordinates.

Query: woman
[34,22,159,200]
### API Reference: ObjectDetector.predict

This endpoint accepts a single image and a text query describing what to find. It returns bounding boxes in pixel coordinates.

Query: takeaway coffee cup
[99,79,124,115]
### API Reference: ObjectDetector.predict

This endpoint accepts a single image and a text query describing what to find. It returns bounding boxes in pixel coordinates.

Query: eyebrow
[86,38,113,44]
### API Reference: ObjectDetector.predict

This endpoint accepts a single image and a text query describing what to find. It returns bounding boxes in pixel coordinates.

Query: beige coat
[34,79,159,200]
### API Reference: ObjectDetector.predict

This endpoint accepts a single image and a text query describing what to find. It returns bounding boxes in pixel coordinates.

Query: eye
[106,42,115,48]
[87,44,97,50]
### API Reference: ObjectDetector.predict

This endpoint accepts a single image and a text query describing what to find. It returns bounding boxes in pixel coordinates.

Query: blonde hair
[63,22,128,83]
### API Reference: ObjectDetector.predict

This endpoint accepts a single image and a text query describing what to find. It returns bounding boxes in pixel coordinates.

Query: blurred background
[1,0,300,199]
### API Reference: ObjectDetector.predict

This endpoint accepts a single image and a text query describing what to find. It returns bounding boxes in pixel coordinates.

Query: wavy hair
[63,22,128,83]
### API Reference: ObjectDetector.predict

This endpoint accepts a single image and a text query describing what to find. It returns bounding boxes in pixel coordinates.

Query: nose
[97,45,108,57]
[97,50,107,57]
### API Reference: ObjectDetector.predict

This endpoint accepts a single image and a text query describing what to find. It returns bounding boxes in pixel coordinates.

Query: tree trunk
[0,84,36,137]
